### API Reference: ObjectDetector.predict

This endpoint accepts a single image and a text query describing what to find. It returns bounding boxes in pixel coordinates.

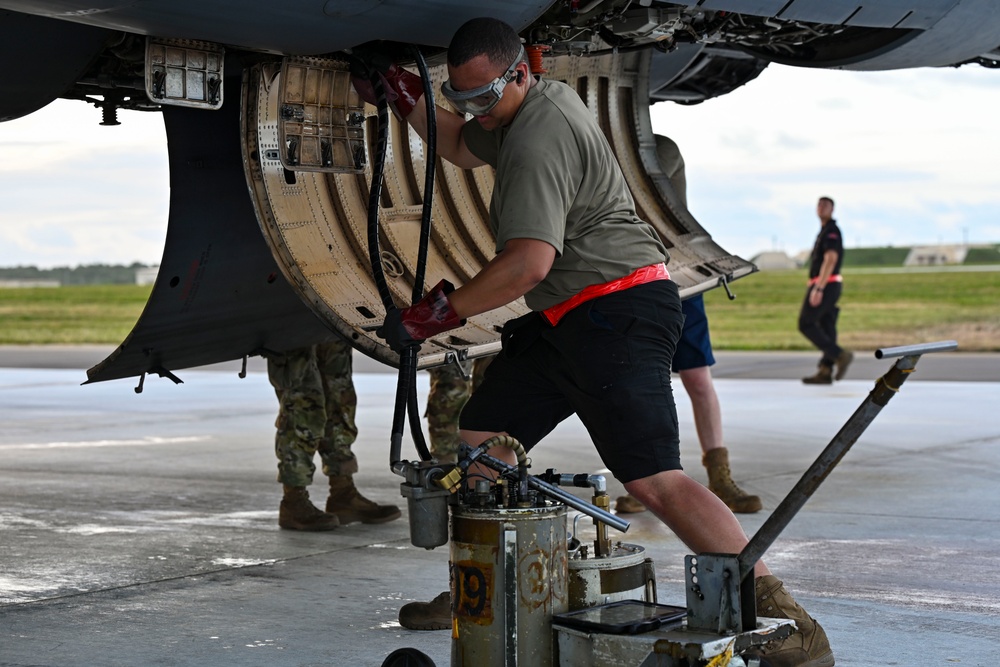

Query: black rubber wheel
[381,647,436,667]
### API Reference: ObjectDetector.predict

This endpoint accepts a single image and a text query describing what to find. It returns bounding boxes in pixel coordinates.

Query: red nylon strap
[808,274,843,285]
[541,263,670,326]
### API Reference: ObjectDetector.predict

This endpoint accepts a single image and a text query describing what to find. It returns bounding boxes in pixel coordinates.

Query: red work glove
[350,63,424,119]
[378,280,464,352]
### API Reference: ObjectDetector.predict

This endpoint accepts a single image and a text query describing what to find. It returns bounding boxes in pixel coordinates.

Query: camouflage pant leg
[471,354,495,393]
[426,355,498,460]
[314,338,359,477]
[268,346,326,487]
[425,363,472,461]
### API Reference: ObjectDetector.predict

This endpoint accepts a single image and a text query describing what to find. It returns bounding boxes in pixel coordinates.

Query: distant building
[904,245,969,266]
[135,266,159,285]
[749,250,798,270]
[0,280,60,288]
[793,249,813,267]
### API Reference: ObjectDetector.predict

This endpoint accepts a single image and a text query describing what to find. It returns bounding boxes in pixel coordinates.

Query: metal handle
[875,340,957,359]
[737,340,957,581]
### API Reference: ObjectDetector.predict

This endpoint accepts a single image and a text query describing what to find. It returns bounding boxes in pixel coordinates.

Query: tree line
[0,263,154,285]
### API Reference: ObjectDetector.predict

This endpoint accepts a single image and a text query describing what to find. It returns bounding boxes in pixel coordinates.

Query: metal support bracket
[718,274,736,300]
[133,366,184,393]
[685,553,748,634]
[443,349,472,380]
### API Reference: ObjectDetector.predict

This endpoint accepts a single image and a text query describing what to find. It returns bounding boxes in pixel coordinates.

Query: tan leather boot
[703,447,762,513]
[834,349,854,381]
[278,485,340,531]
[802,364,833,385]
[747,575,835,667]
[614,494,647,513]
[399,591,452,631]
[326,475,401,525]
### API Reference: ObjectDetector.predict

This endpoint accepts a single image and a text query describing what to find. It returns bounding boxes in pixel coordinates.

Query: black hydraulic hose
[365,74,394,311]
[406,379,428,460]
[409,46,436,303]
[398,348,423,463]
[404,46,437,462]
[359,71,409,466]
[358,52,438,467]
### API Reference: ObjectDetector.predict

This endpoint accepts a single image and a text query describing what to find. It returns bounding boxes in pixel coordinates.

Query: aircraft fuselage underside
[1,0,994,383]
[87,49,754,384]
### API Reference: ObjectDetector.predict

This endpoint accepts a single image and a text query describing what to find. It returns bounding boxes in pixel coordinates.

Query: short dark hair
[448,17,522,71]
[819,196,835,209]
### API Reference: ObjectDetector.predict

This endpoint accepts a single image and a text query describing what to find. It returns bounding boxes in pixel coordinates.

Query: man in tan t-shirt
[357,17,832,667]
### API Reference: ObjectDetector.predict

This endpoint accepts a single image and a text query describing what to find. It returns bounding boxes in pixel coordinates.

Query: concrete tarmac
[1,347,999,666]
[2,344,999,382]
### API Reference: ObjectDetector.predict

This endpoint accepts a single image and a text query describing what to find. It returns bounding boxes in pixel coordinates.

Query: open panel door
[242,50,755,370]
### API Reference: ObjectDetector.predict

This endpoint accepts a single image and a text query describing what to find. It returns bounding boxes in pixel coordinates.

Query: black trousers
[798,282,843,367]
[460,280,685,484]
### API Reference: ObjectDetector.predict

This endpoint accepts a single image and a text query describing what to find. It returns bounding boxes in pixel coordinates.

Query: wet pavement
[1,348,998,666]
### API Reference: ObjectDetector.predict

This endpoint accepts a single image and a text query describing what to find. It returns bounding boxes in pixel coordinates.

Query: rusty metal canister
[567,543,656,610]
[450,504,568,667]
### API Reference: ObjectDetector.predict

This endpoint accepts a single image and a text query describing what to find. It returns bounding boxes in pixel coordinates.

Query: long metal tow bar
[686,340,959,634]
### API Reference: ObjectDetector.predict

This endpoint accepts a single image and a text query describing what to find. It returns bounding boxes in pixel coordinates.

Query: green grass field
[0,284,151,344]
[704,267,1000,351]
[1,267,998,350]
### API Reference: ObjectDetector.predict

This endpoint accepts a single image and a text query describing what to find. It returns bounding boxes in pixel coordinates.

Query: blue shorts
[460,281,685,483]
[672,294,715,372]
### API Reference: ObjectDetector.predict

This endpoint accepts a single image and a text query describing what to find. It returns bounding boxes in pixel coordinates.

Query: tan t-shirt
[462,78,668,311]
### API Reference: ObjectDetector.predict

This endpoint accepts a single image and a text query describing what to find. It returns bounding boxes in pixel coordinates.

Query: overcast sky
[650,62,1000,259]
[0,62,997,268]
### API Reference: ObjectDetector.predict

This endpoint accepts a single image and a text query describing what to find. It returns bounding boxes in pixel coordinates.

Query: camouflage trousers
[267,338,359,487]
[425,355,494,461]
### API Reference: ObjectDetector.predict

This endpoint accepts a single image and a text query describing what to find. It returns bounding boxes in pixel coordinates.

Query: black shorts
[672,294,715,372]
[460,280,685,484]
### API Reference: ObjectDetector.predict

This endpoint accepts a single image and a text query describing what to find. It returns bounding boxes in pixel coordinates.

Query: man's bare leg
[679,366,723,453]
[625,469,769,576]
[680,366,762,513]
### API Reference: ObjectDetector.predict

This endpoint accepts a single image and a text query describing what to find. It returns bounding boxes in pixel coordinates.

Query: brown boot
[614,494,647,513]
[834,349,854,381]
[278,485,340,531]
[703,447,762,514]
[747,575,835,667]
[802,364,833,385]
[399,591,452,631]
[326,475,401,525]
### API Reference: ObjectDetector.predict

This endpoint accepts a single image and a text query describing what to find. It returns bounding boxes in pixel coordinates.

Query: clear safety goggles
[441,46,525,116]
